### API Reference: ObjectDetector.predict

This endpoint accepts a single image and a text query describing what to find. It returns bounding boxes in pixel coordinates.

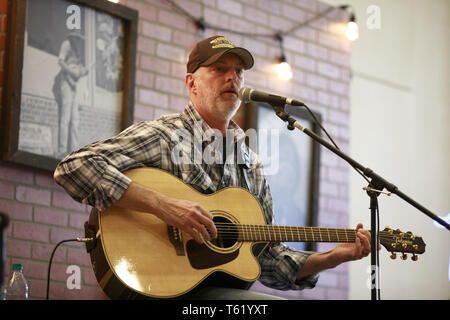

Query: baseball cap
[187,36,254,74]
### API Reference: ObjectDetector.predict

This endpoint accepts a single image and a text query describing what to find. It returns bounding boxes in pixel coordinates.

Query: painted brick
[169,95,189,113]
[318,61,341,79]
[50,227,83,245]
[155,74,186,96]
[35,171,60,189]
[65,285,105,300]
[293,54,315,72]
[68,212,88,229]
[13,221,49,243]
[140,54,171,75]
[6,240,31,258]
[125,0,157,21]
[135,70,155,88]
[32,243,66,263]
[139,88,169,108]
[306,72,328,90]
[158,9,189,30]
[0,180,14,199]
[203,8,230,28]
[0,201,33,221]
[67,247,91,267]
[34,207,68,227]
[137,36,156,55]
[52,191,86,212]
[134,103,154,121]
[141,21,172,42]
[171,61,186,79]
[243,6,268,26]
[28,278,65,299]
[156,42,186,63]
[83,268,99,286]
[0,165,34,184]
[217,0,243,17]
[16,186,51,206]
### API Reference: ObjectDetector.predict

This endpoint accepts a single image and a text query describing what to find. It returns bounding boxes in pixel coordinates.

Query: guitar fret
[237,224,365,244]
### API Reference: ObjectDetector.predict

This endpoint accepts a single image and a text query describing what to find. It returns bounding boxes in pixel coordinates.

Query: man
[54,36,371,299]
[52,31,89,158]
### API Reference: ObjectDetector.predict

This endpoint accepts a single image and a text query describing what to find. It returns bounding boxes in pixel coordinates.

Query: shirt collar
[181,102,250,167]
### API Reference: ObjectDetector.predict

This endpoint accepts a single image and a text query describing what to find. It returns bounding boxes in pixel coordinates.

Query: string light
[338,5,359,41]
[275,32,293,81]
[163,0,358,80]
[346,13,359,41]
[276,59,293,81]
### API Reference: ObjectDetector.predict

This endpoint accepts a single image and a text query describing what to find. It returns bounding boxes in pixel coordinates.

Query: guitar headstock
[379,227,426,261]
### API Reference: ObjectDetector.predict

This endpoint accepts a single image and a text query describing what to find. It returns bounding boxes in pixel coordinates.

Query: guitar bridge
[167,225,185,256]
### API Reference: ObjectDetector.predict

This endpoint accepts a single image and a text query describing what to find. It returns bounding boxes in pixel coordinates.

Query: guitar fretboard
[216,223,358,243]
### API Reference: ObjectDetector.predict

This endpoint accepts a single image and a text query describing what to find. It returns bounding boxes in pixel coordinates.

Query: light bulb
[108,0,119,3]
[346,21,359,41]
[276,61,293,81]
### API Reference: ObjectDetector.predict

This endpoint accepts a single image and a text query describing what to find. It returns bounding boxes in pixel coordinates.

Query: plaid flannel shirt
[54,103,318,291]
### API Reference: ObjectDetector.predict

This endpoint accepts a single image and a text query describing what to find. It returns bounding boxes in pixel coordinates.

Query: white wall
[320,0,450,299]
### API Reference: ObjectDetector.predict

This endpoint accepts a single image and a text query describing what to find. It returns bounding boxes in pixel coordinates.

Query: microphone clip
[271,105,296,131]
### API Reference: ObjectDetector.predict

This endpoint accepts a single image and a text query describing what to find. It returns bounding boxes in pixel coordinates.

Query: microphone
[239,87,305,106]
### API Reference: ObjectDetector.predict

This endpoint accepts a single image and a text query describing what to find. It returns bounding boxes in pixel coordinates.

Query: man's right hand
[114,181,217,244]
[155,196,217,244]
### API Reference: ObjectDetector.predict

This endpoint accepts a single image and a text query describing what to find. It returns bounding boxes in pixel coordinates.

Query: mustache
[220,85,239,95]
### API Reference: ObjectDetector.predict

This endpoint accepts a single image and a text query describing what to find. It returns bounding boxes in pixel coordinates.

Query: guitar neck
[230,224,359,243]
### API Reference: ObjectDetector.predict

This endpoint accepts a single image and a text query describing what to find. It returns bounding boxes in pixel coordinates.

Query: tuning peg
[390,252,397,260]
[401,253,407,260]
[411,254,418,261]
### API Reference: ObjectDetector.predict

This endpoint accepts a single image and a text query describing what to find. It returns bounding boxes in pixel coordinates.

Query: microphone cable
[46,237,94,300]
[293,102,371,185]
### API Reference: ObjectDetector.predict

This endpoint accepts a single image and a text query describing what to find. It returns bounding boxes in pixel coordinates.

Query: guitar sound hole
[210,216,238,249]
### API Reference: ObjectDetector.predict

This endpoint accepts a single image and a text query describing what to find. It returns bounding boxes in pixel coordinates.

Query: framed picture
[245,102,321,251]
[2,0,138,171]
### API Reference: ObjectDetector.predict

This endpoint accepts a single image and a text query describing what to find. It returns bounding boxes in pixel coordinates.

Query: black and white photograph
[19,0,125,158]
[2,0,137,170]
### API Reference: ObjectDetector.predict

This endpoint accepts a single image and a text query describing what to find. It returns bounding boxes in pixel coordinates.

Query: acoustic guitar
[85,168,426,299]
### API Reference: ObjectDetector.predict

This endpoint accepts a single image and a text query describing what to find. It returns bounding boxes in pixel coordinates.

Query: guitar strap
[239,163,250,191]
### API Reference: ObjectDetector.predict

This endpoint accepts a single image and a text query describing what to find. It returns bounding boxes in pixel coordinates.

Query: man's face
[187,53,245,121]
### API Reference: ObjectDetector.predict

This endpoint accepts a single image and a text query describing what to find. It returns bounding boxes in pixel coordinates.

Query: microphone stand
[269,104,450,300]
[0,212,10,299]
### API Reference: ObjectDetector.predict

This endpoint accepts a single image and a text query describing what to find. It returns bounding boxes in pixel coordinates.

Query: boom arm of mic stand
[271,105,450,230]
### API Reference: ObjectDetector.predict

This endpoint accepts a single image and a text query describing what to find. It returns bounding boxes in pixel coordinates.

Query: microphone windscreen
[238,87,253,103]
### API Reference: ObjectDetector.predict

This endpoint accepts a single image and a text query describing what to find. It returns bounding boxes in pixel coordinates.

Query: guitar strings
[209,222,397,242]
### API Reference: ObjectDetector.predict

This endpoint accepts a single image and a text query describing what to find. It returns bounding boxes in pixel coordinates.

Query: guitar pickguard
[186,240,239,269]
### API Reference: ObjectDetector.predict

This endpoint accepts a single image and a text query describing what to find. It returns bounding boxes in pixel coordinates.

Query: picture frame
[1,0,138,171]
[245,102,321,251]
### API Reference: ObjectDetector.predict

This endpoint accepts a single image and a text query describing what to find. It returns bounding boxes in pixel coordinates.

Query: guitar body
[86,168,269,299]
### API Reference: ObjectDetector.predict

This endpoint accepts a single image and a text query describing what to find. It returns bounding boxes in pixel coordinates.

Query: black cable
[45,237,94,300]
[298,104,371,184]
[163,0,351,40]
